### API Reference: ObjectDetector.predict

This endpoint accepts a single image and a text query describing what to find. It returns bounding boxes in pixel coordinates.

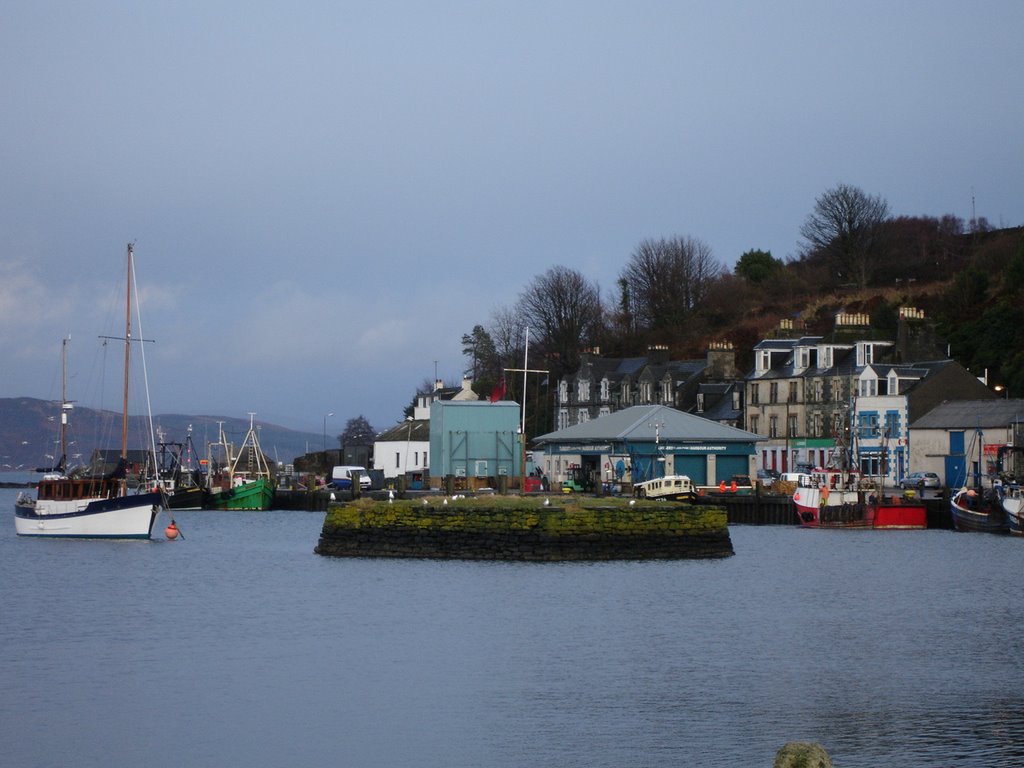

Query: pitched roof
[376,419,430,442]
[910,399,1024,429]
[534,404,763,444]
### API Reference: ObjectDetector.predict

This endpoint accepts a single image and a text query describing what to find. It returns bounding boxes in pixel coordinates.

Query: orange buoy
[165,521,179,540]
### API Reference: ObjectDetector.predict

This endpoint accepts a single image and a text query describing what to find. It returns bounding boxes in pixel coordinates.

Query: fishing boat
[1001,484,1024,535]
[791,422,926,529]
[950,487,1008,534]
[204,414,275,510]
[949,428,1009,534]
[14,246,166,538]
[793,468,927,529]
[155,425,207,510]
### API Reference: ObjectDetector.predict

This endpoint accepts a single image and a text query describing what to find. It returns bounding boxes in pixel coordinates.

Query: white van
[328,465,371,490]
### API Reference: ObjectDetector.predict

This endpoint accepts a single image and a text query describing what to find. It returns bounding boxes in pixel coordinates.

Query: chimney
[706,341,736,381]
[646,344,670,366]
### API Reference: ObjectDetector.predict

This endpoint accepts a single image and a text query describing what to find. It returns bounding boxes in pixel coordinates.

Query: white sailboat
[14,244,167,538]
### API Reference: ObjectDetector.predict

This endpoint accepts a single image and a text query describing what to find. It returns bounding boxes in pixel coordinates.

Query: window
[732,390,741,410]
[750,383,760,405]
[769,415,778,438]
[860,378,877,397]
[578,379,590,401]
[424,451,428,468]
[661,380,672,403]
[577,408,589,423]
[858,413,880,439]
[621,382,631,403]
[884,411,900,438]
[558,409,569,430]
[769,382,779,404]
[788,381,798,403]
[749,415,759,434]
[788,414,798,437]
[600,378,610,401]
[640,381,651,403]
[395,452,400,469]
[559,380,568,404]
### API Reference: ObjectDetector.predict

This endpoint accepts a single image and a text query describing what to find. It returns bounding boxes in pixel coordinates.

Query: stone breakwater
[314,498,733,561]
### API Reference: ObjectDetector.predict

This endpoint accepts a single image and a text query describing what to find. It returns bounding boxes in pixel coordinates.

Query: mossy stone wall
[314,499,733,560]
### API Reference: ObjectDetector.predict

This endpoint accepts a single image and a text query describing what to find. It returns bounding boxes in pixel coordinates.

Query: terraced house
[555,343,742,431]
[745,310,992,482]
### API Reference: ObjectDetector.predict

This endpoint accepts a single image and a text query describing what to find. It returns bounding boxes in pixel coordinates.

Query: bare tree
[487,305,526,368]
[800,183,890,289]
[619,236,720,335]
[516,266,603,378]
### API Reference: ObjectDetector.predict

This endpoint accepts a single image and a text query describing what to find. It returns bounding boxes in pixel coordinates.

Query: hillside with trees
[459,183,1024,439]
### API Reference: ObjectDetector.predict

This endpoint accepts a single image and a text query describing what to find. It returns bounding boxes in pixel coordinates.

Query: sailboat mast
[60,336,69,468]
[121,244,133,460]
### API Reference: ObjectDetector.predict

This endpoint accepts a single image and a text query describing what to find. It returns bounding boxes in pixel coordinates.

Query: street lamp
[323,412,334,454]
[995,385,1009,399]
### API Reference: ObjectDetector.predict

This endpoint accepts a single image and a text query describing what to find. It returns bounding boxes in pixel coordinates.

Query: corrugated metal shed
[534,404,763,445]
[911,399,1024,429]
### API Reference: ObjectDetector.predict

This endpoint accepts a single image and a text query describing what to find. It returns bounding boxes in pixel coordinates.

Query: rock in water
[773,742,832,768]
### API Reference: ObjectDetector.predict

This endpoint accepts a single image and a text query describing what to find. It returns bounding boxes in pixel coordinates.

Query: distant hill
[0,398,323,471]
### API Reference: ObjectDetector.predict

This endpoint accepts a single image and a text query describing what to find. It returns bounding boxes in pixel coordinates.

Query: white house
[372,377,479,486]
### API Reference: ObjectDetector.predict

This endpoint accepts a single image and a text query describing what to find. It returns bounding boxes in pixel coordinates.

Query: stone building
[554,343,740,431]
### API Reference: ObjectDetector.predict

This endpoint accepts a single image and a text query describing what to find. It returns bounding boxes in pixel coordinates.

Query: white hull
[15,492,161,539]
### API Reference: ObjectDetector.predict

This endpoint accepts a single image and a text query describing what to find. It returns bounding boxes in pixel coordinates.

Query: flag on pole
[489,376,507,403]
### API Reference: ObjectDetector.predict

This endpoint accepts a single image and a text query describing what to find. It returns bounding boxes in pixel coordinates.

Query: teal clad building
[429,400,523,490]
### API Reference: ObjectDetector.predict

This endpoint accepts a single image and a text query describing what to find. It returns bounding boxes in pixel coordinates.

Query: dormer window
[797,348,810,370]
[559,380,568,404]
[757,350,771,373]
[697,393,705,412]
[577,379,590,402]
[857,343,874,367]
[600,378,610,402]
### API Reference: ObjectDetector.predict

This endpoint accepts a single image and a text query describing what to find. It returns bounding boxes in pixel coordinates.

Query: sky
[2,1,1022,436]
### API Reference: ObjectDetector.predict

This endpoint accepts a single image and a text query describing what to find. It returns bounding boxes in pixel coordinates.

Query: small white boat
[632,474,696,501]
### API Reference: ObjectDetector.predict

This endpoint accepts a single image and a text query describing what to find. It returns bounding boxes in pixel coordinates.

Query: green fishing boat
[204,414,276,510]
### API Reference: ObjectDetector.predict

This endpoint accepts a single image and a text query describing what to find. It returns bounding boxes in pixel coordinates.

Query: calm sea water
[2,483,1022,768]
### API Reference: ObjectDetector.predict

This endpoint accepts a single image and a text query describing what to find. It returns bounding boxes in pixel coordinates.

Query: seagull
[388,489,395,503]
[329,492,336,501]
[629,499,636,506]
[543,497,550,506]
[443,497,448,505]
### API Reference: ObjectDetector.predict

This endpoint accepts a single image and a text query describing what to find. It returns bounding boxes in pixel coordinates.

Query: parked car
[756,469,778,488]
[899,471,940,490]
